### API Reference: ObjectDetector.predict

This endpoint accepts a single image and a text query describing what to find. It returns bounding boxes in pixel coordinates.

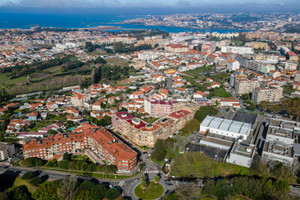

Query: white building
[221,46,254,55]
[227,60,240,71]
[0,142,16,160]
[226,141,255,168]
[200,116,251,140]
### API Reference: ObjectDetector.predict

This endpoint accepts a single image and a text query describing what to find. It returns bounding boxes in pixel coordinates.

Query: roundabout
[134,181,164,200]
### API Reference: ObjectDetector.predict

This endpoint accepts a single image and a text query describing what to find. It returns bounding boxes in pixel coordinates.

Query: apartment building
[144,99,175,117]
[252,87,283,104]
[71,92,91,107]
[234,75,260,95]
[0,142,16,160]
[221,46,254,55]
[23,125,137,172]
[123,118,161,147]
[165,44,189,53]
[112,110,193,147]
[168,110,193,132]
[111,111,134,134]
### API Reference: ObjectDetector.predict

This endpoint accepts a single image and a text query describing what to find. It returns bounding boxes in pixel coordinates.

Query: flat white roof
[200,116,251,136]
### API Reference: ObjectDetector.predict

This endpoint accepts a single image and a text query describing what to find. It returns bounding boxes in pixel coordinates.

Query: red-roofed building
[112,112,134,134]
[71,92,90,107]
[220,97,241,108]
[165,44,189,53]
[23,126,137,172]
[123,118,161,147]
[287,51,298,61]
[168,110,193,131]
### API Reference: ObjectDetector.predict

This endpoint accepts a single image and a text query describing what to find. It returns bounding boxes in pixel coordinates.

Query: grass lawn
[215,162,250,176]
[182,76,203,89]
[200,198,216,200]
[13,177,37,193]
[170,152,250,178]
[134,182,164,200]
[29,121,53,132]
[0,73,27,87]
[184,66,216,78]
[210,88,230,98]
[231,40,244,46]
[209,73,231,83]
[43,65,62,74]
[106,57,129,68]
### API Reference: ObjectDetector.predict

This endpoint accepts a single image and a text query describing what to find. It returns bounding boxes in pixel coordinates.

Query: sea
[0,9,247,33]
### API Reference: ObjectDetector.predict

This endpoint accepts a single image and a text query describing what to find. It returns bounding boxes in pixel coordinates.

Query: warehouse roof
[200,116,251,136]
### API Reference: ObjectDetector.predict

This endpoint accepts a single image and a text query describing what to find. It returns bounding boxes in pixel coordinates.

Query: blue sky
[0,0,299,13]
[0,0,298,8]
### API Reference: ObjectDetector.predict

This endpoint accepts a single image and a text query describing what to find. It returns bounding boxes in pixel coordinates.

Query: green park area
[134,182,164,200]
[13,177,37,193]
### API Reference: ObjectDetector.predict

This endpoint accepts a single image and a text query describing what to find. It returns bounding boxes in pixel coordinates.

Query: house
[220,97,241,108]
[193,91,206,102]
[293,83,300,91]
[211,82,221,88]
[27,111,39,121]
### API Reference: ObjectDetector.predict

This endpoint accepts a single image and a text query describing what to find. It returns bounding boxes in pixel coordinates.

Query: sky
[0,0,299,12]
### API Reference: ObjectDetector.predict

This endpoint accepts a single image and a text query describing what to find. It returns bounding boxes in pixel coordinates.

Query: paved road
[0,150,175,199]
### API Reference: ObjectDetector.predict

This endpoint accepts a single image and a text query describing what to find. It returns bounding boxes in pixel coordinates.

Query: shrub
[22,171,34,180]
[30,177,42,186]
[105,188,121,200]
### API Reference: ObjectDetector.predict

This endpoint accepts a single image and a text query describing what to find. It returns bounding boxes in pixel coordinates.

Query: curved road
[0,151,174,199]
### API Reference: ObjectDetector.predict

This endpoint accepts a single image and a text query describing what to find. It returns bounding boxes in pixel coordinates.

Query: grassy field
[184,66,216,78]
[13,177,37,193]
[106,57,129,68]
[134,182,164,200]
[170,152,250,178]
[0,62,90,95]
[0,73,27,86]
[209,88,230,98]
[209,73,231,83]
[29,121,53,132]
[182,76,203,89]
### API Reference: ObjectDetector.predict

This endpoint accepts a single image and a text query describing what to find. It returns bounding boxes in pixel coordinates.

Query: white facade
[221,46,254,55]
[227,61,240,71]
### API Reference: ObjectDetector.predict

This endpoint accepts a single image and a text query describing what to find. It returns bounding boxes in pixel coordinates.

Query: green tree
[30,176,42,186]
[81,162,89,171]
[76,190,91,200]
[87,163,97,172]
[80,180,94,191]
[139,174,147,183]
[7,185,31,200]
[163,192,178,200]
[194,106,219,123]
[105,188,120,200]
[141,181,148,193]
[22,171,35,180]
[63,152,72,161]
[32,182,59,200]
[90,184,107,200]
[153,175,160,188]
